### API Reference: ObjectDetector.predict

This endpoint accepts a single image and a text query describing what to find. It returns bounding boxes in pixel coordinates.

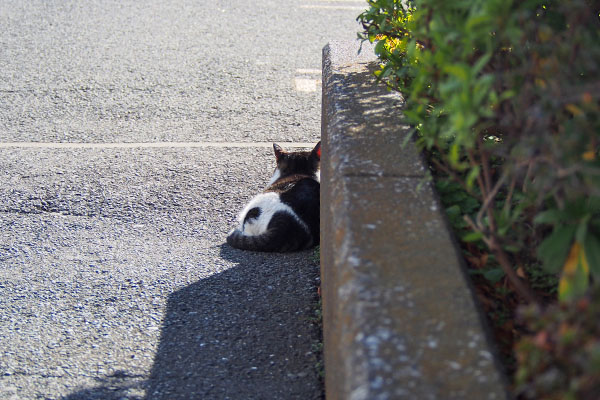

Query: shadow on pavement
[63,244,322,400]
[145,244,322,399]
[61,371,145,400]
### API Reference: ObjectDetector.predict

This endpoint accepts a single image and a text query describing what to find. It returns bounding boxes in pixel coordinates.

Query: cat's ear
[273,143,284,161]
[312,141,321,160]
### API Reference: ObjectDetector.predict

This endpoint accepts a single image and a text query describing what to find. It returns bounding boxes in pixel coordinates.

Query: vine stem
[476,172,508,230]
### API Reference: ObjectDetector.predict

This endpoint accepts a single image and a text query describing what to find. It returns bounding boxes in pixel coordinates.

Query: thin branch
[464,215,491,246]
[476,172,508,229]
[472,148,497,234]
[479,137,493,195]
[503,174,518,214]
[522,159,535,193]
[489,236,539,305]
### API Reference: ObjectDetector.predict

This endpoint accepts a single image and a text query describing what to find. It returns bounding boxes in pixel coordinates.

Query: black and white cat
[227,142,321,252]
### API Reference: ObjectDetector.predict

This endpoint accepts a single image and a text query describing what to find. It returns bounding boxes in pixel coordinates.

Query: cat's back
[266,175,319,239]
[276,177,318,205]
[266,175,319,206]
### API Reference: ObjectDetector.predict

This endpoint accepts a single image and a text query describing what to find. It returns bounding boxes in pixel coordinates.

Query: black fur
[243,207,261,228]
[277,178,320,243]
[227,211,312,252]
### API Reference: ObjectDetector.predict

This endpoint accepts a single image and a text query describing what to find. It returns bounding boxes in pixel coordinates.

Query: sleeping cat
[227,142,321,252]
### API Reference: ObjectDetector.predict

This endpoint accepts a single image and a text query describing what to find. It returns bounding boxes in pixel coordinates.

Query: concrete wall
[320,40,509,400]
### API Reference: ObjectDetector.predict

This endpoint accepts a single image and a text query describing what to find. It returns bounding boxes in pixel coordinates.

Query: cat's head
[270,141,321,181]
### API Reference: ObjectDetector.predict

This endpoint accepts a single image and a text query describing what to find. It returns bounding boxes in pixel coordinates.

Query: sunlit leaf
[558,242,589,302]
[466,166,480,189]
[462,231,484,242]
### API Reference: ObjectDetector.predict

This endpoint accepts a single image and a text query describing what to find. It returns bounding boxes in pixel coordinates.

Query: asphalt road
[0,1,362,398]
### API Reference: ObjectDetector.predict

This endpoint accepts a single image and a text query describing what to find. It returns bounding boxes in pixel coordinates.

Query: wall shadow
[61,245,322,400]
[145,244,323,399]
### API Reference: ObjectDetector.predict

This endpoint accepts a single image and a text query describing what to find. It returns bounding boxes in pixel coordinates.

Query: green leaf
[466,166,480,189]
[374,40,386,57]
[483,268,505,284]
[472,53,492,75]
[584,233,600,278]
[498,89,516,101]
[564,198,589,219]
[445,204,461,217]
[537,225,577,273]
[503,244,522,253]
[575,218,590,243]
[533,209,567,225]
[443,64,470,82]
[449,143,460,166]
[462,231,484,242]
[587,196,600,213]
[466,14,493,32]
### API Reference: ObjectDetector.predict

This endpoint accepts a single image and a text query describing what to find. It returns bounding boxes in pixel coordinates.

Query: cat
[226,141,321,252]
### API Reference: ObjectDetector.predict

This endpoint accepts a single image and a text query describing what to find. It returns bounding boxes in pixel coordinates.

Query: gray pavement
[0,1,361,398]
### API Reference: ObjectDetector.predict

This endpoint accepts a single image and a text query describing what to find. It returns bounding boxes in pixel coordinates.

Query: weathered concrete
[320,40,509,400]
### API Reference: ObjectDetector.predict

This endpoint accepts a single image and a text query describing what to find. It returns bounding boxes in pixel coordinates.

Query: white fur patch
[237,192,309,236]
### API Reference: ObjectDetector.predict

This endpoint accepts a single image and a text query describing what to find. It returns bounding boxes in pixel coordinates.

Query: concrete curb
[320,40,509,400]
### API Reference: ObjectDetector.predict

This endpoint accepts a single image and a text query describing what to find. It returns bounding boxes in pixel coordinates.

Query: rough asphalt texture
[0,1,361,398]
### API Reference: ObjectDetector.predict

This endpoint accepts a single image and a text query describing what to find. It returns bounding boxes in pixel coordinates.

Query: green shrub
[358,0,600,303]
